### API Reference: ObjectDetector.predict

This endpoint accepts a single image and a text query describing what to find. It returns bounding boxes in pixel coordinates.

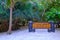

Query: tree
[5,0,14,34]
[45,0,60,23]
[6,0,30,34]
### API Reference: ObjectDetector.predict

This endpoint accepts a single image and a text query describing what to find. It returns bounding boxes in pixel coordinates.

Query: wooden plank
[33,22,51,29]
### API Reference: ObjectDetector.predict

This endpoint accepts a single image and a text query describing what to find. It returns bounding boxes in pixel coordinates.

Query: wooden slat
[33,22,51,29]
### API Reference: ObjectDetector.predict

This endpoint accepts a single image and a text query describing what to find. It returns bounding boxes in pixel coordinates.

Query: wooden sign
[33,22,51,29]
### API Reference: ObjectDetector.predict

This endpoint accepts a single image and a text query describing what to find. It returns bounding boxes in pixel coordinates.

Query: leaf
[6,0,10,8]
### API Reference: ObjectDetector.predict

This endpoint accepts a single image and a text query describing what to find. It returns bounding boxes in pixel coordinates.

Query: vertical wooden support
[48,22,55,32]
[51,22,55,32]
[28,21,35,32]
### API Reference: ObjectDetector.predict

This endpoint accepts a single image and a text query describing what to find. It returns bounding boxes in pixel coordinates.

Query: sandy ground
[0,28,60,40]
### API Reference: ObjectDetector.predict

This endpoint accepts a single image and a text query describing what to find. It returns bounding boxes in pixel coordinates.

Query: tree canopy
[0,0,60,22]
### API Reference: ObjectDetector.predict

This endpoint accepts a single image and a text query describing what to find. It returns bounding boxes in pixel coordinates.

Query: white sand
[0,29,60,40]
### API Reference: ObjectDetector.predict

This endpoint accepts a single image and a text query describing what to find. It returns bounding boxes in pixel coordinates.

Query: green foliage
[0,0,60,32]
[6,0,10,8]
[45,0,60,22]
[13,1,40,21]
[0,0,60,22]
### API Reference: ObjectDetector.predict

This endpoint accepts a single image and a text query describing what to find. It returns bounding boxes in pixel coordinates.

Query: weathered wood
[33,22,51,29]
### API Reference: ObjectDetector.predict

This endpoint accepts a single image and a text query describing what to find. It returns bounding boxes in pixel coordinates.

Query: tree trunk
[41,9,45,22]
[8,7,12,34]
[7,0,13,34]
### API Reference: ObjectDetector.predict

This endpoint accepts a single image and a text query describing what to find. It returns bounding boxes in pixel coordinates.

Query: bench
[28,21,55,32]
